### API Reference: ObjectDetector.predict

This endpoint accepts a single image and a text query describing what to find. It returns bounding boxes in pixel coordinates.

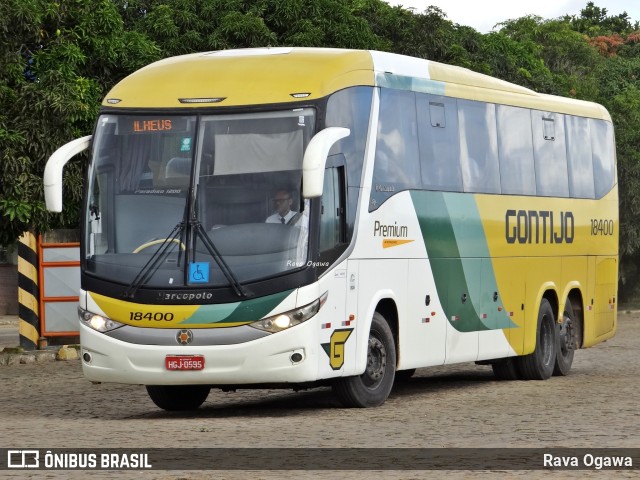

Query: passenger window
[497,105,535,195]
[371,89,421,211]
[416,94,462,192]
[326,87,373,239]
[457,99,500,194]
[565,115,595,198]
[590,119,616,199]
[533,112,569,197]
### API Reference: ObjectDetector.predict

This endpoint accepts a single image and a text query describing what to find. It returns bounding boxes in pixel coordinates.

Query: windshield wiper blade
[192,221,251,298]
[123,222,185,299]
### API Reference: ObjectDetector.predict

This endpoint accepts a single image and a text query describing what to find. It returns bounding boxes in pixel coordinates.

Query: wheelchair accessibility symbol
[189,262,209,284]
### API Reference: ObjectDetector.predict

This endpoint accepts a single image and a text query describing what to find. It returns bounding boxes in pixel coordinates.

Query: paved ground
[0,315,18,348]
[0,312,638,479]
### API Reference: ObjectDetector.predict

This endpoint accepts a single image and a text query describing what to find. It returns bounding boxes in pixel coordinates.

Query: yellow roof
[102,47,610,121]
[103,48,375,108]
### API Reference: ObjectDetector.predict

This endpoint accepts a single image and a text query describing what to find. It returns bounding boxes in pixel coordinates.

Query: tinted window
[417,94,462,191]
[457,100,500,194]
[326,87,373,238]
[591,119,616,199]
[497,105,535,195]
[371,89,421,210]
[532,112,569,197]
[565,115,595,198]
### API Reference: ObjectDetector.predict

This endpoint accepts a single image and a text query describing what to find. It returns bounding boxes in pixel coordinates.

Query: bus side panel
[353,259,408,375]
[560,257,587,306]
[443,258,480,364]
[584,256,617,347]
[403,259,446,369]
[481,257,525,359]
[315,261,354,379]
[522,257,561,356]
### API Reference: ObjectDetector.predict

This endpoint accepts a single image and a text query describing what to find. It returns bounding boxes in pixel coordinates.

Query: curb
[0,345,80,366]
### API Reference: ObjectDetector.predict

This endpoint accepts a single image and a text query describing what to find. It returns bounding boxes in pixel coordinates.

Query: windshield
[85,109,315,290]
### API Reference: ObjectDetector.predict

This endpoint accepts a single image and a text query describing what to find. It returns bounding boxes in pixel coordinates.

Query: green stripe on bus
[180,289,294,326]
[411,191,515,332]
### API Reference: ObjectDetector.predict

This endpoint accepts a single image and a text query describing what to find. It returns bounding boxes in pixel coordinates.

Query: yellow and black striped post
[18,232,40,350]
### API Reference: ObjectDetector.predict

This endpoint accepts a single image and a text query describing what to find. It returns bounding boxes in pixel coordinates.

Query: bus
[44,47,618,410]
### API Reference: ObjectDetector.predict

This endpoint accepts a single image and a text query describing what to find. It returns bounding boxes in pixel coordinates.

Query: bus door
[318,160,357,375]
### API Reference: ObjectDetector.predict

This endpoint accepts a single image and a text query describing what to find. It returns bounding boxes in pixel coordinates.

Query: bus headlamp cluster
[78,307,124,333]
[250,292,327,334]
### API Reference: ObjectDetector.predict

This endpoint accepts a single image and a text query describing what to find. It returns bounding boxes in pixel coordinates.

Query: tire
[516,298,557,380]
[146,385,211,411]
[491,358,520,380]
[554,299,576,376]
[333,312,396,407]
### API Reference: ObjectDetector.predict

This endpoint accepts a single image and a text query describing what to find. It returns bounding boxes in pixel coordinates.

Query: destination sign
[118,117,190,134]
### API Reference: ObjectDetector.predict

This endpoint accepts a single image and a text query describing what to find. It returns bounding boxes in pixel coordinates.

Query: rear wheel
[554,299,576,376]
[333,312,396,407]
[146,385,211,411]
[517,298,557,380]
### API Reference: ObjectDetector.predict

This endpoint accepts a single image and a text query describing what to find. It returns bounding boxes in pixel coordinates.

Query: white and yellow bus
[44,48,618,410]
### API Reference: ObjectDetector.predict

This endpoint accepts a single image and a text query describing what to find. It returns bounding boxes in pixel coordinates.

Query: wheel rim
[540,314,555,366]
[363,334,387,389]
[559,313,574,356]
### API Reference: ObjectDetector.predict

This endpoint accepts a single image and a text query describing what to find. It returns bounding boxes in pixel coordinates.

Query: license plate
[165,355,205,371]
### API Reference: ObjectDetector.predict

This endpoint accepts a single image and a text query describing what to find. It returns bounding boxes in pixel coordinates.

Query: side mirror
[44,135,92,212]
[302,127,350,198]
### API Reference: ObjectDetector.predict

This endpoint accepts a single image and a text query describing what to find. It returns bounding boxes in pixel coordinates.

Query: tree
[496,15,601,98]
[0,0,159,245]
[116,0,390,56]
[568,1,638,36]
[606,85,640,299]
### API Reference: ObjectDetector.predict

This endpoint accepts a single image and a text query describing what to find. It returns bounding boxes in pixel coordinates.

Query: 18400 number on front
[129,312,175,322]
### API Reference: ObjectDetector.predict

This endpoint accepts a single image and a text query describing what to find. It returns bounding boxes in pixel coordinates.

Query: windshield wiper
[123,221,186,299]
[122,219,251,299]
[192,220,251,298]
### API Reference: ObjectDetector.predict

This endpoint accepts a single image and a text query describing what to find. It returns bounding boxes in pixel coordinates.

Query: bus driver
[266,189,300,224]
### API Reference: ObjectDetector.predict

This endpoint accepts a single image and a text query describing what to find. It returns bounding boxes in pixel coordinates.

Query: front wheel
[332,312,396,407]
[146,385,211,411]
[517,298,557,380]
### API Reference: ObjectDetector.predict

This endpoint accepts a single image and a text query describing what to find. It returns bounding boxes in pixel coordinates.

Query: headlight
[249,292,327,333]
[78,307,125,333]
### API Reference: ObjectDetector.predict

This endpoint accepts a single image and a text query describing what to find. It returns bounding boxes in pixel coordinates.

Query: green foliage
[117,0,390,55]
[568,1,639,36]
[496,15,601,97]
[0,0,159,246]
